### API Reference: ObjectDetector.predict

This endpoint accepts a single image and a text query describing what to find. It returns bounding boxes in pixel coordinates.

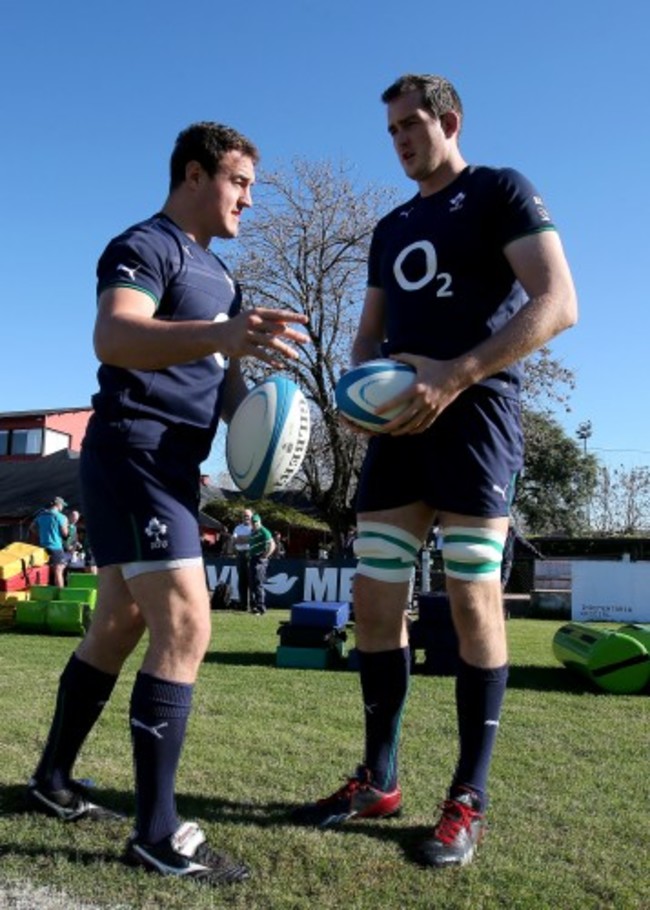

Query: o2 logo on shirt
[393,240,453,297]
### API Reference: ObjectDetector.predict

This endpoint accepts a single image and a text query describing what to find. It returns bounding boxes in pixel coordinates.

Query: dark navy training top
[367,165,556,398]
[86,213,241,460]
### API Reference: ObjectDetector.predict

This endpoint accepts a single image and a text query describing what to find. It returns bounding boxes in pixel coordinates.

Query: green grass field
[0,613,648,910]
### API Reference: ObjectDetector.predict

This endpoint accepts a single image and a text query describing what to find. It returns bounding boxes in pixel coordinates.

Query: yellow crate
[3,542,49,567]
[0,556,24,580]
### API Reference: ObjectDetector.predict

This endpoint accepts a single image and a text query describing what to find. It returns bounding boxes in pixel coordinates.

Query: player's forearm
[451,289,578,390]
[351,333,384,366]
[220,364,249,423]
[94,314,227,370]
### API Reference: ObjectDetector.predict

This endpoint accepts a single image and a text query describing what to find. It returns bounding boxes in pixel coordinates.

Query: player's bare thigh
[77,564,146,674]
[126,563,212,683]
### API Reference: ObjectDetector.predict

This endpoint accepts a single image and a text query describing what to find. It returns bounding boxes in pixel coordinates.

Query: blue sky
[2,0,648,476]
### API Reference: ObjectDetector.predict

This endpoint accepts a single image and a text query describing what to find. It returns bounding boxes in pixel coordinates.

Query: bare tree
[591,465,650,533]
[230,159,396,547]
[590,464,616,533]
[521,345,575,415]
[618,466,650,533]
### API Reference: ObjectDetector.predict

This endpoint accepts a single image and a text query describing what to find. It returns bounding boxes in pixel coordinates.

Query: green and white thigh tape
[442,526,506,582]
[353,521,421,583]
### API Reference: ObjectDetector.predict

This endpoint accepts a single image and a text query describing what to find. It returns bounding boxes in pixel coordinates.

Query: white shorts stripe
[120,557,204,580]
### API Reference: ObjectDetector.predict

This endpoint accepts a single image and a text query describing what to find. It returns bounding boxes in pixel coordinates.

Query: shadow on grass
[199,794,444,865]
[203,658,622,697]
[179,792,432,864]
[0,783,134,819]
[506,664,600,693]
[508,664,650,695]
[0,782,437,868]
[202,650,276,667]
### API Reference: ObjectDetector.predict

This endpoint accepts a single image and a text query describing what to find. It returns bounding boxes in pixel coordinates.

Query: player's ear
[440,110,461,139]
[184,160,203,188]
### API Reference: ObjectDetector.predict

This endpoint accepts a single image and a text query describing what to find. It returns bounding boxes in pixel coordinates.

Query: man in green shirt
[248,514,275,615]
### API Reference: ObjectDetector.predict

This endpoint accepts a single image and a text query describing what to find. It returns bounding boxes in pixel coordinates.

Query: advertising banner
[572,560,650,623]
[205,557,357,609]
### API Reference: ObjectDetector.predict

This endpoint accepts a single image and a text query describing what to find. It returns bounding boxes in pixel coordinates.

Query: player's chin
[218,217,240,239]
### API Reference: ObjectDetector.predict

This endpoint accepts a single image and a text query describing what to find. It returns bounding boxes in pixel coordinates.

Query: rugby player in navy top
[27,122,308,885]
[293,75,577,867]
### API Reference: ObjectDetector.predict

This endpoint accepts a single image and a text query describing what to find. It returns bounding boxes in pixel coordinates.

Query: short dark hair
[169,122,260,191]
[381,74,463,123]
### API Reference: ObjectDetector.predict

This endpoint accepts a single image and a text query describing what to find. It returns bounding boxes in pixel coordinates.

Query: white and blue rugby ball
[226,376,311,499]
[335,359,415,431]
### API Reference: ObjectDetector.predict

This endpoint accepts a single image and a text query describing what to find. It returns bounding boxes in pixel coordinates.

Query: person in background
[317,543,329,560]
[248,513,275,614]
[232,509,253,609]
[271,530,286,558]
[25,121,308,886]
[292,73,577,868]
[500,519,544,592]
[343,526,357,558]
[66,510,81,561]
[83,541,98,576]
[217,526,234,557]
[30,497,69,588]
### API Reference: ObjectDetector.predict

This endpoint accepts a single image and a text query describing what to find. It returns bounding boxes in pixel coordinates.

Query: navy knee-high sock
[33,653,117,791]
[451,658,509,810]
[130,672,193,845]
[359,647,410,792]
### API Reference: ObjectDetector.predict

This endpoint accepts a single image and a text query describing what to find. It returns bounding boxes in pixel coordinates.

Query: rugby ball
[335,359,415,431]
[226,376,311,498]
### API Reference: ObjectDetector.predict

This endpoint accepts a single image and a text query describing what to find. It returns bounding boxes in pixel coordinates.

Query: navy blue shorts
[79,443,202,569]
[355,388,523,518]
[46,548,68,567]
